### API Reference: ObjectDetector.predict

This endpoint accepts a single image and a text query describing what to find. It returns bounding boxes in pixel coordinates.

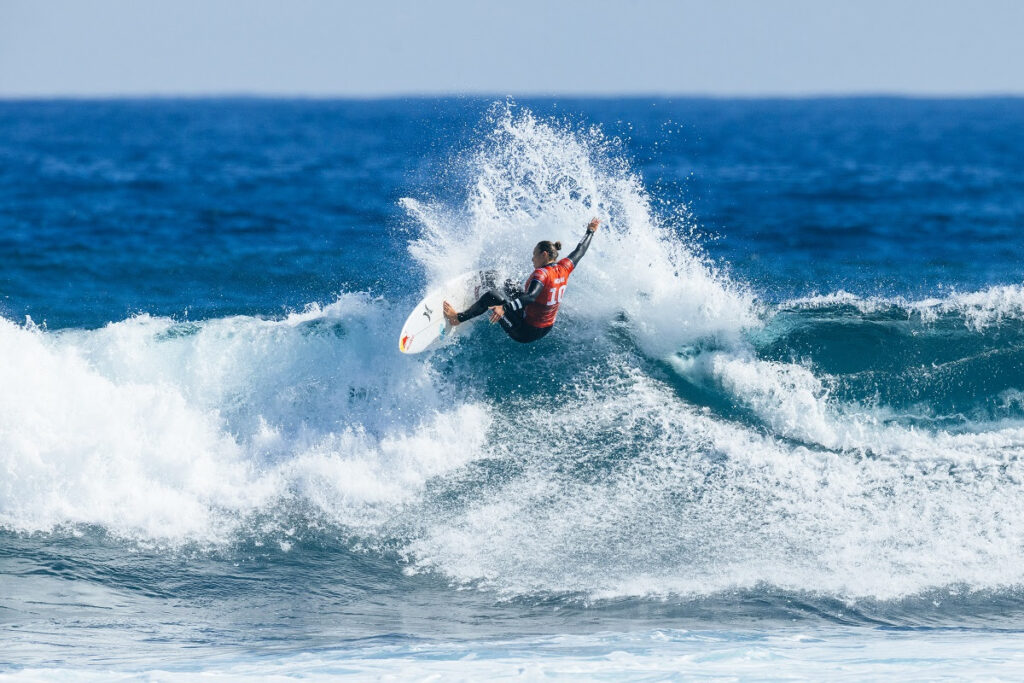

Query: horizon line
[3,91,1024,102]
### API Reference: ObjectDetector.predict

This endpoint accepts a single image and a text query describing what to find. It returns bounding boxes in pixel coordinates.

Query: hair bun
[554,241,562,251]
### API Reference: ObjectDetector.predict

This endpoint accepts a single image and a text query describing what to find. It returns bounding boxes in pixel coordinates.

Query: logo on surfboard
[423,304,433,321]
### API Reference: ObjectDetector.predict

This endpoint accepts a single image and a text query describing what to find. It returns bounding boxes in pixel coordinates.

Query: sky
[2,0,1023,97]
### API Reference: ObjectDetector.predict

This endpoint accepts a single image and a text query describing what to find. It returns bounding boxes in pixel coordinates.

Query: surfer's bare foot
[443,301,460,326]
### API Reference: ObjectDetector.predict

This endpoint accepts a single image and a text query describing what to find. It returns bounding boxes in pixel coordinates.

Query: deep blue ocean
[3,97,1024,679]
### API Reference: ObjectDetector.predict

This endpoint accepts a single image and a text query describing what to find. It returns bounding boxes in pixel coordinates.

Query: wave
[759,288,1024,423]
[5,105,1024,604]
[781,285,1024,331]
[0,298,490,543]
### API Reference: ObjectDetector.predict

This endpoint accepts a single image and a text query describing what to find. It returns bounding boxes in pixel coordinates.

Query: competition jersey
[522,258,576,328]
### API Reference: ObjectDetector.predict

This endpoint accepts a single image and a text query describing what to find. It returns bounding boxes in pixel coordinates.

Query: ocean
[3,97,1024,679]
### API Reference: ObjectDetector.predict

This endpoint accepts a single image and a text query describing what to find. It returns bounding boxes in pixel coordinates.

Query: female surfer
[442,217,600,343]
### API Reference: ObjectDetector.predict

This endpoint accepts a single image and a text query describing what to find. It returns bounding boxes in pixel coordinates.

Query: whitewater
[3,98,1024,678]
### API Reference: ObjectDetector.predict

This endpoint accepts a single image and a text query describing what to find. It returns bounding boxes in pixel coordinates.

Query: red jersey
[522,258,576,328]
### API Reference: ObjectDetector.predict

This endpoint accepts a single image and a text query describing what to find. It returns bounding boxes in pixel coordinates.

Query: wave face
[4,99,1024,674]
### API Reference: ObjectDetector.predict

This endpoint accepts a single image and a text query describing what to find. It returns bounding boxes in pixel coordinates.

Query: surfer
[443,217,600,343]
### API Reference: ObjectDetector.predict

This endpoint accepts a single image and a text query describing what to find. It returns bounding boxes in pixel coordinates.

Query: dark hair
[535,240,562,262]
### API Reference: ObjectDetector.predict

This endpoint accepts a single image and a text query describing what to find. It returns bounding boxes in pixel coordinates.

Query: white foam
[282,403,490,531]
[0,295,491,544]
[403,354,1024,601]
[0,316,267,542]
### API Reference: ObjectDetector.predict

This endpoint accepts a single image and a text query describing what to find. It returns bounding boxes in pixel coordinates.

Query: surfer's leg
[454,289,506,323]
[442,301,461,326]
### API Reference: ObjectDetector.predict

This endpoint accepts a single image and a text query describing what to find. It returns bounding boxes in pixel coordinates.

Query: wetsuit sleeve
[505,277,544,314]
[566,227,595,267]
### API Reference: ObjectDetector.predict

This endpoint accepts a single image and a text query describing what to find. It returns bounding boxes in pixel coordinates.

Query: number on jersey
[546,285,567,306]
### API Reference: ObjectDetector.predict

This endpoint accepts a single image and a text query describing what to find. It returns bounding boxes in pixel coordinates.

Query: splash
[401,104,759,356]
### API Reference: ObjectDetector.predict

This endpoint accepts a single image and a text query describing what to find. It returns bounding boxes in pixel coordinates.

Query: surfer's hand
[488,305,504,323]
[587,217,600,233]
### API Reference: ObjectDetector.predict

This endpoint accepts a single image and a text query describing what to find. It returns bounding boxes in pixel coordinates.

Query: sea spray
[402,104,760,357]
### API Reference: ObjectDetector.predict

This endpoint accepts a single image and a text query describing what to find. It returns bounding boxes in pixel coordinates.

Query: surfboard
[398,270,498,354]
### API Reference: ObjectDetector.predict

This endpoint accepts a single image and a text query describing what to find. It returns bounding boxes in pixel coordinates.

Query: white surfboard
[398,270,498,354]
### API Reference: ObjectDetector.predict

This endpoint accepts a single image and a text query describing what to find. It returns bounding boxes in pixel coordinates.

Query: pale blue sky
[2,0,1023,97]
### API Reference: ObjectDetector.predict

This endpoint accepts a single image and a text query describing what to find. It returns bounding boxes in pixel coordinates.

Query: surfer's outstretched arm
[567,217,600,266]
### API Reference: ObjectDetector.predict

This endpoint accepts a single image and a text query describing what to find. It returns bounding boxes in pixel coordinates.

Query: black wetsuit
[457,227,595,343]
